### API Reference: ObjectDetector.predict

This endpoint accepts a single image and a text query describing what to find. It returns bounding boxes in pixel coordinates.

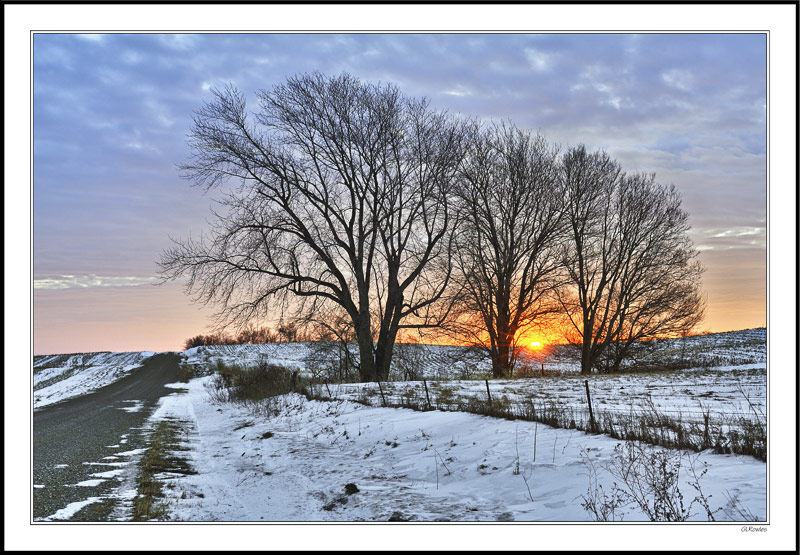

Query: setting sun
[517,330,558,352]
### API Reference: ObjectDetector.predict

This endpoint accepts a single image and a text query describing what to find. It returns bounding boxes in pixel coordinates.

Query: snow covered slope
[33,351,155,409]
[182,341,492,379]
[144,376,766,522]
[182,328,767,378]
[32,328,766,410]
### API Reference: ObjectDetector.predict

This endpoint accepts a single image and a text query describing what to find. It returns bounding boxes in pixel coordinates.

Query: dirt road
[32,352,182,521]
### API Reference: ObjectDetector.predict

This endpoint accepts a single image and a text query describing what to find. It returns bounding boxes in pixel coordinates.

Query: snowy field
[143,376,765,522]
[181,328,766,378]
[182,341,495,379]
[33,351,155,409]
[33,328,765,412]
[68,330,766,458]
[315,364,766,454]
[32,328,768,522]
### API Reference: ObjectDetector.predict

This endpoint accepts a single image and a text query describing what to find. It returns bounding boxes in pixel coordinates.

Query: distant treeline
[184,323,312,350]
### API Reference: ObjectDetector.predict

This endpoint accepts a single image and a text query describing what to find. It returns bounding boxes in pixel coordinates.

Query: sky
[31,32,769,354]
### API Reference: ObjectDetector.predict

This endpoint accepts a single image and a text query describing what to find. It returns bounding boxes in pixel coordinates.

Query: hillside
[33,351,155,409]
[33,328,766,410]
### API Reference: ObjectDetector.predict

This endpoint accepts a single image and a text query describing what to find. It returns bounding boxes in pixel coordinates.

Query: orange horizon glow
[33,281,765,356]
[33,323,768,357]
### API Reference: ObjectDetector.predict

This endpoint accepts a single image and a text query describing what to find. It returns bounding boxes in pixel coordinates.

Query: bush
[391,342,425,381]
[177,364,194,383]
[215,360,245,388]
[233,362,300,401]
[206,360,305,404]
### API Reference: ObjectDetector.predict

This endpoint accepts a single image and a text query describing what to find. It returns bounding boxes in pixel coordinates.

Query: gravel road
[32,352,182,521]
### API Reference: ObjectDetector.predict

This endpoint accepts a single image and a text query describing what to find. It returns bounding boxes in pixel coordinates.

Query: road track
[32,353,181,521]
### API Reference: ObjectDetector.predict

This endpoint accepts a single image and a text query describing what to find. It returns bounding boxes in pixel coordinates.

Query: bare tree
[558,146,705,374]
[158,72,470,382]
[598,174,705,372]
[558,146,622,374]
[447,124,565,378]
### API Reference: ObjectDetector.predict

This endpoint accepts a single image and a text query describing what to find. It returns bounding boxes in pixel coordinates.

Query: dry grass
[132,418,194,521]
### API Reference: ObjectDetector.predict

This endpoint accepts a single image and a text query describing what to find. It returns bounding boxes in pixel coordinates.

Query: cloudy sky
[32,32,768,354]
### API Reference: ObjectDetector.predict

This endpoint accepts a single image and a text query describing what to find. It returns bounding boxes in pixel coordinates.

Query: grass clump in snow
[177,364,195,383]
[133,418,194,521]
[206,360,307,407]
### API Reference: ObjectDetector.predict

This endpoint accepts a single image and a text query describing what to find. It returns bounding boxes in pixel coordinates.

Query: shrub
[177,364,194,383]
[512,363,562,379]
[391,342,425,381]
[207,360,305,404]
[231,362,299,401]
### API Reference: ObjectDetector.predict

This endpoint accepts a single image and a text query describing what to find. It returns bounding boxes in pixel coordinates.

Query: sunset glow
[517,327,565,351]
[521,332,551,351]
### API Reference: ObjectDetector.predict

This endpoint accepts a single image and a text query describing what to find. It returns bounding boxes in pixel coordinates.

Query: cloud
[34,275,157,290]
[661,69,694,91]
[693,226,766,251]
[710,227,765,239]
[523,48,552,71]
[75,34,104,42]
[442,85,473,97]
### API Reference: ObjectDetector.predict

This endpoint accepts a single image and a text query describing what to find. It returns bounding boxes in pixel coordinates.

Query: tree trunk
[580,329,593,374]
[374,335,396,382]
[372,286,404,382]
[490,313,515,378]
[492,329,515,378]
[357,337,375,382]
[611,341,631,373]
[578,311,596,374]
[355,312,375,382]
[493,344,512,378]
[580,346,592,374]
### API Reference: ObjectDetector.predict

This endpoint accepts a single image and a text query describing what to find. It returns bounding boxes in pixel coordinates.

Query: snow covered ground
[140,376,765,522]
[33,351,155,409]
[181,328,766,378]
[181,341,495,378]
[167,330,771,463]
[316,365,766,442]
[33,328,766,412]
[31,328,768,522]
